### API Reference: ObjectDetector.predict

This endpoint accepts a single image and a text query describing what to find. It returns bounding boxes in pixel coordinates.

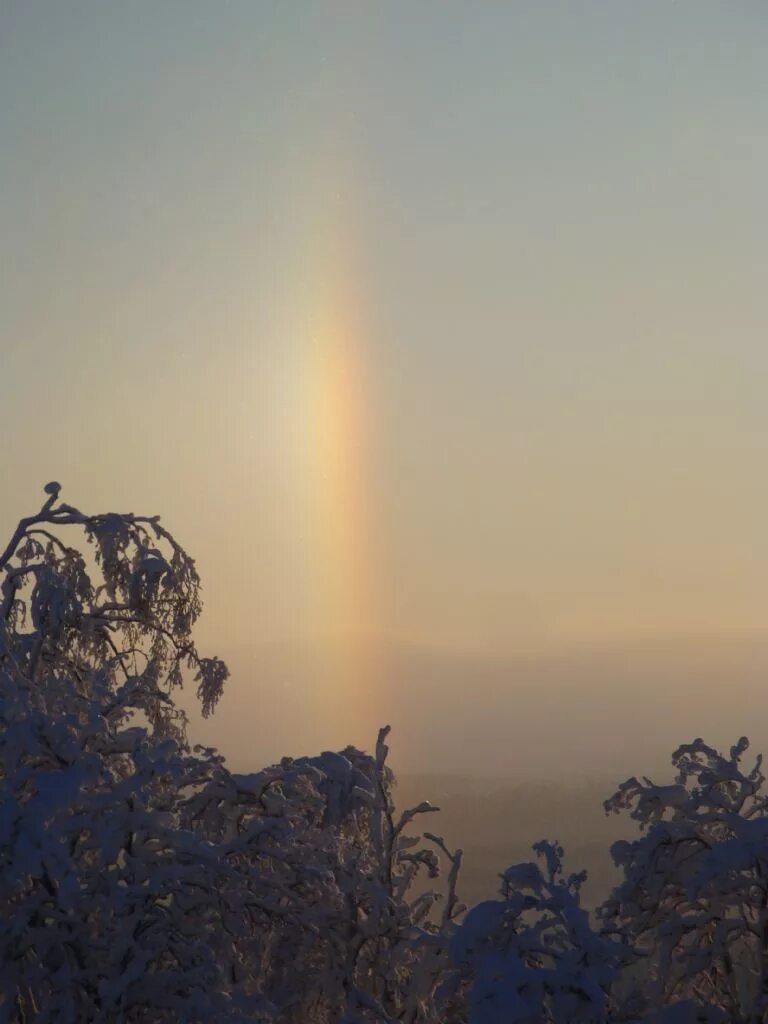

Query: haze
[1,2,767,785]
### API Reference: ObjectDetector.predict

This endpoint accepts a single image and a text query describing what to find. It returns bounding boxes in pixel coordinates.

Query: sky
[1,2,767,775]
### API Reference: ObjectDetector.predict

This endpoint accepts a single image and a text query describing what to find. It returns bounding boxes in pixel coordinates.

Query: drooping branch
[0,483,228,725]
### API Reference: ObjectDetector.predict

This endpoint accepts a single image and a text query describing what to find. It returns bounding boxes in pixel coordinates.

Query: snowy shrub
[451,840,629,1024]
[600,737,768,1023]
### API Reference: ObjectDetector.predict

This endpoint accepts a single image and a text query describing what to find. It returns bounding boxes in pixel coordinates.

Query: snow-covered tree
[0,486,271,1021]
[0,480,228,732]
[183,725,468,1024]
[0,659,270,1022]
[0,486,466,1023]
[451,840,628,1024]
[600,737,768,1023]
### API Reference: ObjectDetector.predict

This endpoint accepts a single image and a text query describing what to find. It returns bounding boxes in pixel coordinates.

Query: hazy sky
[2,2,767,772]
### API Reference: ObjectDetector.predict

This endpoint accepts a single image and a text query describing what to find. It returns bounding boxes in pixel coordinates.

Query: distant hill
[395,773,631,910]
[187,631,768,787]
